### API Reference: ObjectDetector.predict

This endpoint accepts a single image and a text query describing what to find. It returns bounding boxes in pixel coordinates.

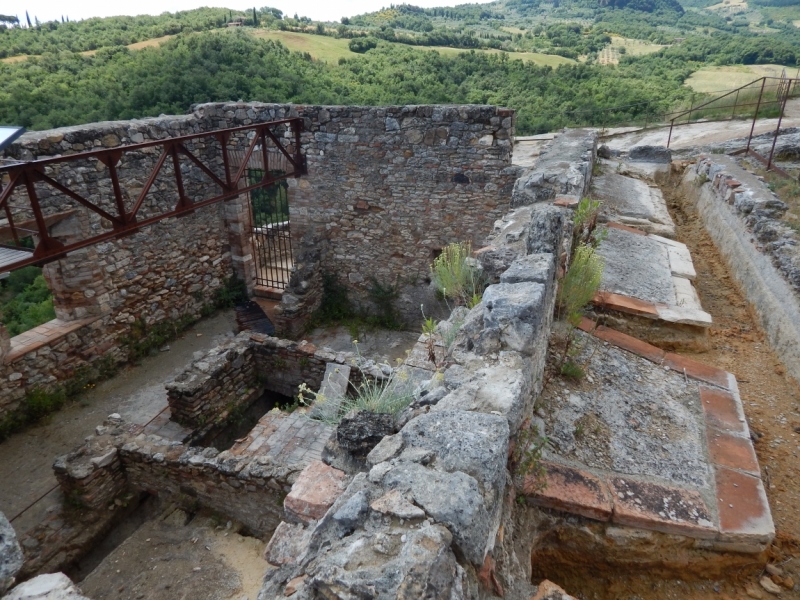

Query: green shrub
[0,270,56,336]
[558,243,604,327]
[213,275,248,309]
[430,241,484,306]
[348,37,378,52]
[367,277,402,330]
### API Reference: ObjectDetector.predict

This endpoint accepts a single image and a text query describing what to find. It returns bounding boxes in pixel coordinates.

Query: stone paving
[526,319,774,552]
[228,410,332,466]
[594,223,712,328]
[592,172,676,237]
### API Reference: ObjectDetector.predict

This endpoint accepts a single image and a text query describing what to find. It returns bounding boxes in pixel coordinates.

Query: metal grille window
[248,169,293,289]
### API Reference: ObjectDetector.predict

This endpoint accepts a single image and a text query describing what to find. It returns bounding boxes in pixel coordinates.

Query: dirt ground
[540,170,800,599]
[79,503,267,600]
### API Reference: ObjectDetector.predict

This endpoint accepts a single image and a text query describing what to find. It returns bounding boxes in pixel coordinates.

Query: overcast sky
[13,1,492,24]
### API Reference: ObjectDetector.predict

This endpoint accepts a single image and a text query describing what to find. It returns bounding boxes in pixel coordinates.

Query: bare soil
[537,171,800,599]
[79,504,267,600]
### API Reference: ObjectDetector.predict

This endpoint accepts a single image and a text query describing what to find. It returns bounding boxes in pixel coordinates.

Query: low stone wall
[511,129,597,206]
[256,196,567,599]
[118,432,302,537]
[684,155,800,382]
[166,334,261,429]
[165,331,359,429]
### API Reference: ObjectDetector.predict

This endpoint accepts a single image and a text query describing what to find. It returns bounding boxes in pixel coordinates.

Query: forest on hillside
[1,0,799,135]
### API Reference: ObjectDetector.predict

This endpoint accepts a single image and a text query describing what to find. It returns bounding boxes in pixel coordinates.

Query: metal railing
[0,119,307,273]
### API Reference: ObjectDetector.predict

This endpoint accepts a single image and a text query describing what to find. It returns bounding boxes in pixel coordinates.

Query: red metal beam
[0,118,306,273]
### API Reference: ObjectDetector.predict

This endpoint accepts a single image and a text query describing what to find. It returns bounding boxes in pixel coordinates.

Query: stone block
[264,521,312,566]
[699,386,747,434]
[714,466,774,547]
[706,429,760,475]
[499,253,555,286]
[284,460,347,524]
[662,353,730,388]
[607,477,716,539]
[0,511,23,595]
[524,461,612,522]
[3,573,90,600]
[482,282,546,355]
[628,145,671,163]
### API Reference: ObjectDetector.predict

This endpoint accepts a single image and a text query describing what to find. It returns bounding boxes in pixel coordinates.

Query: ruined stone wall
[0,102,517,419]
[119,435,299,537]
[166,335,261,429]
[193,102,519,324]
[166,330,363,431]
[684,155,800,382]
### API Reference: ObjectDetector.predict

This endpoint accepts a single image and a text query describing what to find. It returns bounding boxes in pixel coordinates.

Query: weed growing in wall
[297,343,412,426]
[430,241,485,306]
[214,275,248,309]
[557,243,605,328]
[512,420,547,490]
[311,271,404,332]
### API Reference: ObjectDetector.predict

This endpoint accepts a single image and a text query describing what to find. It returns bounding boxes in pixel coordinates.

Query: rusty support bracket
[0,118,305,272]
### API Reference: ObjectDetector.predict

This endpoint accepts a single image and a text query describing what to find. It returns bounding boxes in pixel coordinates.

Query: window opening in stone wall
[247,169,293,290]
[0,233,56,336]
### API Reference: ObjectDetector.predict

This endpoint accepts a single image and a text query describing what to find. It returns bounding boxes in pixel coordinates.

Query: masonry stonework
[0,102,516,422]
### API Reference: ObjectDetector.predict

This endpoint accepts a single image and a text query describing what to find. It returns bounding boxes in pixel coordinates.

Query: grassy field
[685,64,800,93]
[251,30,575,66]
[1,34,176,63]
[417,45,574,66]
[251,30,356,62]
[597,35,666,65]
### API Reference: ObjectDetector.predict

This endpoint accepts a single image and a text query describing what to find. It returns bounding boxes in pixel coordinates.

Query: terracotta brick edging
[525,319,775,550]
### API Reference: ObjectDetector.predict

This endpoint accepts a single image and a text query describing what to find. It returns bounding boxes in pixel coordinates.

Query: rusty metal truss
[0,118,306,273]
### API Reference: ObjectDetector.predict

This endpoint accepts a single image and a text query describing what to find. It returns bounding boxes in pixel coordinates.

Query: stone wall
[118,432,301,537]
[191,102,519,326]
[1,102,517,419]
[166,334,261,429]
[684,155,800,382]
[165,331,359,430]
[256,200,568,599]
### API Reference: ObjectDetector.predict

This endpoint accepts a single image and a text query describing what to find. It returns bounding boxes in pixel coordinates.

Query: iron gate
[248,168,293,289]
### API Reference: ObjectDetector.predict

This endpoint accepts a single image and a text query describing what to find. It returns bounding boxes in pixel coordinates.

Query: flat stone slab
[592,173,675,237]
[533,322,774,548]
[318,362,351,400]
[595,225,712,327]
[597,226,675,305]
[543,335,712,489]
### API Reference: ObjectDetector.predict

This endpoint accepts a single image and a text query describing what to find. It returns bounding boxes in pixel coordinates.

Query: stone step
[318,362,351,400]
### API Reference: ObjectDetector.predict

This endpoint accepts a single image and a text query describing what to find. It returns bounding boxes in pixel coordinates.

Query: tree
[253,7,258,27]
[25,11,31,28]
[0,15,18,25]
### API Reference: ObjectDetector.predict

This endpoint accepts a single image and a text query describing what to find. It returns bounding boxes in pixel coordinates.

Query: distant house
[227,17,246,27]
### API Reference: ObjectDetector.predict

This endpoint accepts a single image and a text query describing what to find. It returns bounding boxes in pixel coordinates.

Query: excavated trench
[525,165,800,600]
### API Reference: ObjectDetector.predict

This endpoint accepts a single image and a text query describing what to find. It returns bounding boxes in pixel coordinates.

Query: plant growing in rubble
[558,243,604,327]
[572,197,606,250]
[512,420,547,488]
[297,341,413,426]
[549,239,605,384]
[430,241,484,306]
